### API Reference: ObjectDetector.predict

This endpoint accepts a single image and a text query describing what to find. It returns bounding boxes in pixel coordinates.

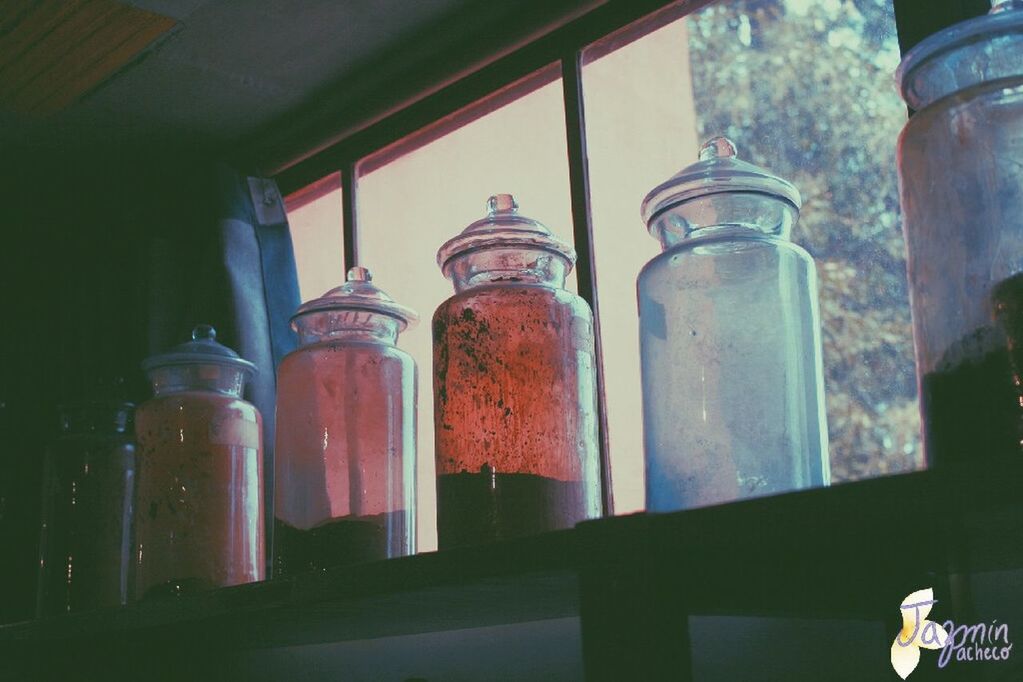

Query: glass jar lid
[141,324,257,376]
[640,137,801,227]
[291,266,418,330]
[436,194,576,275]
[896,1,1023,111]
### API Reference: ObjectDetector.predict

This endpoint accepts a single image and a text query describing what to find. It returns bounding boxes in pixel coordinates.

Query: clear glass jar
[37,402,135,614]
[896,0,1023,467]
[433,194,602,548]
[639,137,830,512]
[274,267,417,574]
[134,325,264,599]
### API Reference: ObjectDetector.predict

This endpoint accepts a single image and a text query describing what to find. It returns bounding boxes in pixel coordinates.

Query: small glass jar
[895,0,1023,466]
[433,194,602,548]
[37,402,135,614]
[638,137,830,512]
[134,325,264,599]
[274,266,417,575]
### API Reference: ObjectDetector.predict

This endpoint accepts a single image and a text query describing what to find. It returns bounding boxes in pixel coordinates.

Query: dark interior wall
[0,148,244,396]
[0,147,231,622]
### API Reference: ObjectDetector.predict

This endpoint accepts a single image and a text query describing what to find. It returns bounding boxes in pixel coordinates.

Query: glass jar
[896,0,1023,467]
[134,325,264,599]
[37,402,135,614]
[274,266,417,575]
[433,194,602,548]
[638,137,830,512]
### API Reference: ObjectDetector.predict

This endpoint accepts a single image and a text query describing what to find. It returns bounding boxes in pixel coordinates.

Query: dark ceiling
[0,0,486,150]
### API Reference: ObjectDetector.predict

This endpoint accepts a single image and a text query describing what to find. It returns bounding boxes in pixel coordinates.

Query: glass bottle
[37,402,135,614]
[134,325,264,599]
[638,137,830,512]
[895,0,1023,467]
[274,266,417,575]
[433,194,602,548]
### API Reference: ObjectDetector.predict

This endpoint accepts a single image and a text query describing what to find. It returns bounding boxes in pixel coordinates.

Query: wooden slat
[0,0,82,69]
[0,1,119,101]
[27,7,176,113]
[0,0,176,115]
[0,0,50,42]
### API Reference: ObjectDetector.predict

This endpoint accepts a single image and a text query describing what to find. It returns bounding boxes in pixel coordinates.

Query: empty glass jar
[37,402,135,614]
[896,0,1023,467]
[638,137,830,512]
[134,325,264,599]
[433,194,602,548]
[274,266,417,574]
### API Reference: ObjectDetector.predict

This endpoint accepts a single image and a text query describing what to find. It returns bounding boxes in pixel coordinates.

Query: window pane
[284,172,344,302]
[583,0,915,513]
[356,64,575,550]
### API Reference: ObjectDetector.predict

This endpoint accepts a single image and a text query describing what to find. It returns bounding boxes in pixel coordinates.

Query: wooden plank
[0,0,83,69]
[0,1,119,102]
[27,8,176,113]
[0,0,176,115]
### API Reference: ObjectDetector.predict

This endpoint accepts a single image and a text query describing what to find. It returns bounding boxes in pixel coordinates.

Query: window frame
[272,0,991,514]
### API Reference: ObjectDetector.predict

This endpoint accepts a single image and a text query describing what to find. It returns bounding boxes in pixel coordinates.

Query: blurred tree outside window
[687,0,917,482]
[584,0,916,512]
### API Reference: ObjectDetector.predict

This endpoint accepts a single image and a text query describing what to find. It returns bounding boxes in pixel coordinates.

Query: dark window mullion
[342,160,359,269]
[893,0,990,56]
[561,52,614,517]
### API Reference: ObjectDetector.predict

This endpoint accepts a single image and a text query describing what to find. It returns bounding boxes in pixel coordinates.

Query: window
[284,0,921,536]
[284,172,344,302]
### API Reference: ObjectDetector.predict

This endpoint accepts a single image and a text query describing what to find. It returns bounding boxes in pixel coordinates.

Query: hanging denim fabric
[143,164,301,577]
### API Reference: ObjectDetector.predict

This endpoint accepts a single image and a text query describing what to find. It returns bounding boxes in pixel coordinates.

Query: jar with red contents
[433,194,602,548]
[274,266,418,574]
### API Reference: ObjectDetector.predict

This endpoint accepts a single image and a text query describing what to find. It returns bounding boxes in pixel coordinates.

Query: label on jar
[209,414,260,448]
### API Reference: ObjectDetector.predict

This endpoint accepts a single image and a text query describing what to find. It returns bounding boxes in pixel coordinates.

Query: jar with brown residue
[134,325,264,599]
[274,266,417,575]
[433,194,602,548]
[896,1,1023,467]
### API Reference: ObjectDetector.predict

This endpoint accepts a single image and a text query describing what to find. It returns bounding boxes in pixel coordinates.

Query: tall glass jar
[37,402,135,614]
[134,325,264,599]
[433,194,602,548]
[639,137,830,512]
[274,266,417,575]
[896,0,1023,467]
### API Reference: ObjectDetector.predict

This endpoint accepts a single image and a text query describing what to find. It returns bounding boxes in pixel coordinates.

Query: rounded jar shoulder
[281,339,416,369]
[136,391,262,424]
[434,282,593,322]
[639,234,815,284]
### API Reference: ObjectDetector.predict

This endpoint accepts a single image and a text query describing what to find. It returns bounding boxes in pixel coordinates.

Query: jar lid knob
[347,266,372,282]
[192,324,216,342]
[699,136,738,161]
[486,193,519,216]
